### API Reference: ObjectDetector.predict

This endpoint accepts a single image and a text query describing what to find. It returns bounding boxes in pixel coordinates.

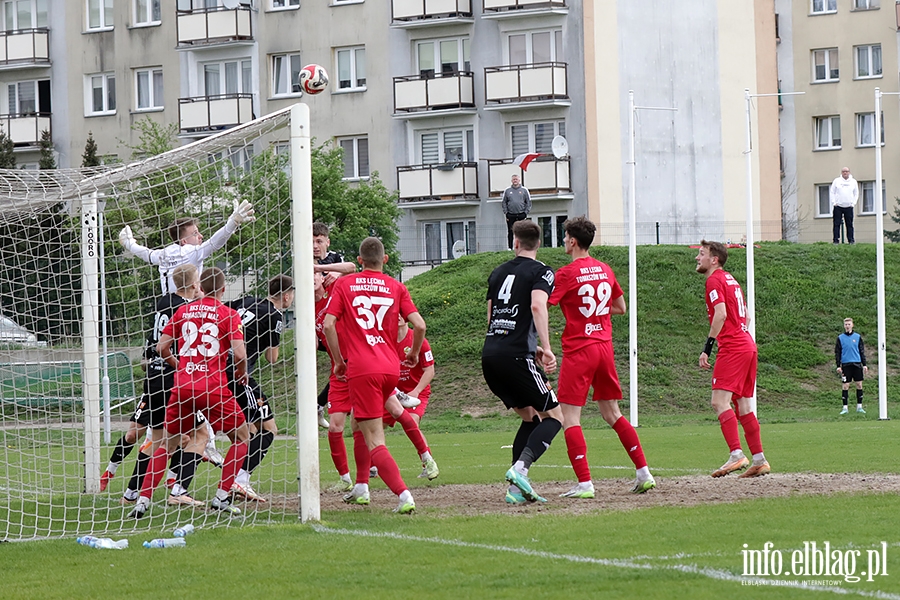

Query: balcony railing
[392,0,472,23]
[487,156,570,197]
[0,112,50,147]
[483,0,566,13]
[394,72,475,114]
[176,5,252,47]
[178,94,253,134]
[0,29,49,68]
[397,162,478,203]
[484,62,568,105]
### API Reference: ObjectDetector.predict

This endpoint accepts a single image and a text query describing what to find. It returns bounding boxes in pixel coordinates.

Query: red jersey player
[129,266,251,518]
[696,240,770,478]
[323,237,427,514]
[548,217,655,498]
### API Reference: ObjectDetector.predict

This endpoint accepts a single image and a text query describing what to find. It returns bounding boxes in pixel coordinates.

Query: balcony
[0,112,50,148]
[0,29,49,70]
[176,6,252,48]
[482,0,567,18]
[178,94,253,135]
[394,72,475,116]
[487,156,570,197]
[484,62,569,109]
[397,162,479,206]
[392,0,474,27]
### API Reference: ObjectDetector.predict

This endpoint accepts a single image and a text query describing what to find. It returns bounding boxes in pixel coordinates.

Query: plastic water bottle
[90,538,128,550]
[173,524,194,538]
[76,536,99,546]
[143,538,187,548]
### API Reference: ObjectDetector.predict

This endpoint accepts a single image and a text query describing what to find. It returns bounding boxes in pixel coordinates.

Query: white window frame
[852,0,879,10]
[332,0,363,5]
[510,120,566,156]
[858,180,886,215]
[415,37,471,78]
[338,136,369,180]
[810,0,836,14]
[811,48,839,82]
[506,29,563,65]
[423,219,475,263]
[335,46,366,92]
[416,128,474,164]
[200,58,252,96]
[814,115,841,150]
[271,52,303,97]
[208,146,255,181]
[854,44,882,79]
[2,0,48,31]
[133,0,160,26]
[856,112,884,147]
[134,67,163,111]
[815,184,831,217]
[86,0,114,31]
[270,0,299,9]
[85,72,116,116]
[7,80,37,115]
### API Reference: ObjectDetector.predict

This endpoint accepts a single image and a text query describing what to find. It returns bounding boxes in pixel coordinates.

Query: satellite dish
[222,0,240,9]
[451,240,466,259]
[551,135,569,159]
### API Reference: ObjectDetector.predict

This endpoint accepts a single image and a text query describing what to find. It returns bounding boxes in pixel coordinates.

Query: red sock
[352,431,371,484]
[564,426,591,482]
[369,445,407,496]
[140,447,168,499]
[218,441,248,493]
[397,411,429,456]
[327,431,349,476]
[738,412,763,456]
[718,409,742,452]
[612,417,647,470]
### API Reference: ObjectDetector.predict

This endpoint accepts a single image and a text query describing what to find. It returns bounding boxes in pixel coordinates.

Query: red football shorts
[383,393,429,427]
[165,385,245,435]
[712,347,758,401]
[557,342,622,405]
[327,375,352,414]
[349,372,398,421]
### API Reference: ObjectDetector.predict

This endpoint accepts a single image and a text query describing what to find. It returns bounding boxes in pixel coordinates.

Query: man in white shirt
[830,167,858,244]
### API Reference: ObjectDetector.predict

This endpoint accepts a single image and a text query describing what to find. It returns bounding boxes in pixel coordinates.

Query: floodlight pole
[874,88,891,420]
[627,91,676,426]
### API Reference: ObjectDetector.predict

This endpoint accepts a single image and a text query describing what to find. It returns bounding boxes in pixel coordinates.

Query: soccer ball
[298,64,329,95]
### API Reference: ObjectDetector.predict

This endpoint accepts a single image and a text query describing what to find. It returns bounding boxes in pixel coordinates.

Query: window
[87,0,114,30]
[853,0,878,9]
[416,38,470,77]
[418,129,474,164]
[508,29,563,65]
[271,0,299,7]
[133,0,160,25]
[424,220,475,263]
[859,181,886,214]
[208,146,255,180]
[338,136,369,179]
[272,52,302,96]
[511,121,566,156]
[810,0,836,13]
[533,215,567,248]
[202,59,252,95]
[814,116,840,149]
[816,184,831,217]
[336,46,366,90]
[812,48,839,82]
[7,80,35,114]
[856,112,884,147]
[855,45,882,78]
[135,68,163,110]
[86,73,116,115]
[2,0,48,31]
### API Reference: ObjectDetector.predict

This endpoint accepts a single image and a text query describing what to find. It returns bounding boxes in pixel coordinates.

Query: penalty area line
[311,524,900,599]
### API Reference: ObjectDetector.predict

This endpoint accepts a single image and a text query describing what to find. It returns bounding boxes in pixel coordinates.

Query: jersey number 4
[353,296,394,330]
[180,322,220,357]
[578,282,612,318]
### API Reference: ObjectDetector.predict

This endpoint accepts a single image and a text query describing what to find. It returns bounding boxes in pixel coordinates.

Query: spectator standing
[501,174,531,250]
[830,167,858,244]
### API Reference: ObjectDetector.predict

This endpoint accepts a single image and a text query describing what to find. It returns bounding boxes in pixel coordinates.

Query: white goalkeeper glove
[118,225,135,249]
[231,200,256,225]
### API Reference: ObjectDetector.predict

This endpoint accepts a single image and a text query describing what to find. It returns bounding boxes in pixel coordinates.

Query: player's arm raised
[314,261,356,275]
[531,289,556,373]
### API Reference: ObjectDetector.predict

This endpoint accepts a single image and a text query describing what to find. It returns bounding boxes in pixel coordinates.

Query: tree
[886,197,900,242]
[0,130,16,168]
[38,129,56,170]
[82,132,100,167]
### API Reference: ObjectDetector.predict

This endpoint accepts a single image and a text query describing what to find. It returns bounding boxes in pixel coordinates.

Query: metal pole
[627,91,639,426]
[743,89,758,414]
[874,88,888,420]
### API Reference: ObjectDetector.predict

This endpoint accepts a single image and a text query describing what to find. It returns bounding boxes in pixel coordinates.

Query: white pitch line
[311,524,900,599]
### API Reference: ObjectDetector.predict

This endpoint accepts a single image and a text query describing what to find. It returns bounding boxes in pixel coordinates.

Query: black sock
[169,447,183,480]
[178,452,202,493]
[842,390,849,406]
[518,417,562,470]
[109,435,135,466]
[856,389,864,405]
[244,430,275,474]
[127,451,150,492]
[512,417,540,465]
[317,383,330,408]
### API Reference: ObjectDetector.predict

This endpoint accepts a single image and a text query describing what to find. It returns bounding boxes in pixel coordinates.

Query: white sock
[215,488,229,502]
[636,466,651,480]
[166,469,177,481]
[730,449,745,459]
[751,452,766,464]
[513,460,527,475]
[236,470,250,486]
[123,489,138,501]
[171,484,187,496]
[340,473,352,484]
[353,483,369,495]
[420,451,432,463]
[398,489,413,504]
[106,462,118,474]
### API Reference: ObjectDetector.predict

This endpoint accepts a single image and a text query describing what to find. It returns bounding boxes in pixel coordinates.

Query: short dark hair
[200,267,225,296]
[700,240,728,267]
[168,217,198,243]
[564,216,595,250]
[312,222,330,238]
[269,274,294,297]
[513,220,542,251]
[359,237,385,267]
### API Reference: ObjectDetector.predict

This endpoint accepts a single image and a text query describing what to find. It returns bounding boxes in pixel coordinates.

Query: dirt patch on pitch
[270,473,900,517]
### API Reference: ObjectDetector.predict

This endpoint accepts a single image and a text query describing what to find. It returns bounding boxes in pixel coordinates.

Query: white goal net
[0,104,320,541]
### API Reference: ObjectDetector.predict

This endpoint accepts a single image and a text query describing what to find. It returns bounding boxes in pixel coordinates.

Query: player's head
[513,220,541,252]
[169,217,202,246]
[358,237,387,270]
[312,222,331,259]
[200,267,226,298]
[844,317,854,333]
[563,216,595,252]
[171,264,199,297]
[696,240,727,274]
[269,274,295,309]
[313,271,325,294]
[510,174,521,187]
